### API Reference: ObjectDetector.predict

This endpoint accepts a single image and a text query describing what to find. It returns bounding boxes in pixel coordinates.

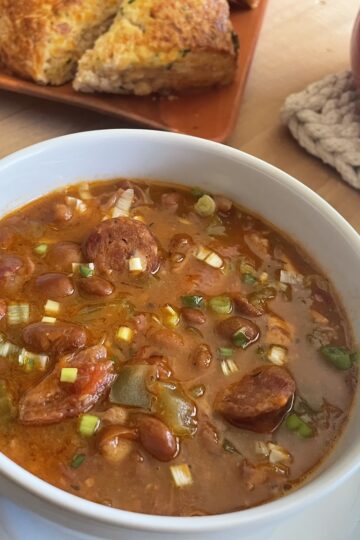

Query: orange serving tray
[0,1,268,142]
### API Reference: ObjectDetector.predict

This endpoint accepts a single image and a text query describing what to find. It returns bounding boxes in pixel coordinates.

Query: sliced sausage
[34,273,74,299]
[215,366,295,433]
[47,241,82,271]
[19,345,115,425]
[181,307,206,325]
[78,276,114,297]
[138,416,179,461]
[23,322,86,355]
[233,294,264,317]
[84,217,159,275]
[217,316,260,347]
[0,254,23,280]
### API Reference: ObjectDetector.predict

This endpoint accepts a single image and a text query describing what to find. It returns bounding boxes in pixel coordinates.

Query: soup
[0,179,357,516]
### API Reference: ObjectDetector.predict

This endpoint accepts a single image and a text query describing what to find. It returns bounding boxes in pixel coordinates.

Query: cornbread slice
[73,0,238,96]
[0,0,120,85]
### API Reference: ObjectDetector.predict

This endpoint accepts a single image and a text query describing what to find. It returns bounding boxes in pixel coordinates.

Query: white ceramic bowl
[0,129,359,540]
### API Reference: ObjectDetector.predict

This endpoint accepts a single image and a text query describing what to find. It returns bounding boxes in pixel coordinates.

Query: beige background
[0,0,359,230]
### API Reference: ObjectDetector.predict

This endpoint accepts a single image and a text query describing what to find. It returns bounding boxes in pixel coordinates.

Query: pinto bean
[192,343,212,369]
[214,195,232,213]
[169,234,193,254]
[217,316,260,347]
[35,273,74,299]
[215,366,295,433]
[53,203,73,223]
[138,416,179,461]
[233,294,264,317]
[84,217,159,275]
[78,276,114,297]
[181,307,206,325]
[23,322,86,355]
[19,345,114,424]
[151,329,184,352]
[47,241,82,271]
[161,192,182,211]
[0,299,6,320]
[0,254,23,280]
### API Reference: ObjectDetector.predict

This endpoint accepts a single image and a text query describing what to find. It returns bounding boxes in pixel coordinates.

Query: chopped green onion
[18,349,49,371]
[194,194,216,217]
[223,438,242,455]
[195,246,223,269]
[0,342,21,357]
[209,296,232,315]
[44,299,60,315]
[280,270,304,286]
[129,256,146,273]
[79,264,95,278]
[78,182,93,200]
[111,188,134,219]
[60,367,78,383]
[217,347,234,358]
[286,413,314,438]
[242,273,257,285]
[70,453,86,469]
[41,316,57,323]
[320,345,352,370]
[79,414,100,437]
[170,464,193,487]
[7,303,30,325]
[34,243,48,256]
[189,384,206,398]
[181,295,205,309]
[232,328,250,349]
[221,358,238,376]
[191,187,204,198]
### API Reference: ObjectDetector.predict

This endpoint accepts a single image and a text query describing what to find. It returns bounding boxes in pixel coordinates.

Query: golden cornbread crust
[0,0,120,85]
[74,0,238,95]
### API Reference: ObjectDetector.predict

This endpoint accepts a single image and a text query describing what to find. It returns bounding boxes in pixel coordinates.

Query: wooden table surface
[0,0,359,231]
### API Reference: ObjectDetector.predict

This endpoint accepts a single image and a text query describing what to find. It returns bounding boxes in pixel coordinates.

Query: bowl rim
[0,128,360,533]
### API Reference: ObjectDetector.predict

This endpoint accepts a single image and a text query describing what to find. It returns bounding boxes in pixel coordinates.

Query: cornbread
[0,0,120,85]
[73,0,238,96]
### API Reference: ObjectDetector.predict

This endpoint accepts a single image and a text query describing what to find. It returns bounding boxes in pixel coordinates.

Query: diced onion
[44,300,60,315]
[259,272,268,284]
[268,443,291,464]
[161,305,180,328]
[133,215,145,222]
[7,303,30,325]
[78,182,93,200]
[60,367,78,383]
[116,326,134,343]
[111,189,134,218]
[129,256,146,273]
[41,316,57,323]
[170,464,193,487]
[221,358,238,376]
[79,414,100,437]
[267,345,288,366]
[0,342,21,357]
[65,196,87,214]
[280,270,304,286]
[255,441,269,456]
[195,245,212,261]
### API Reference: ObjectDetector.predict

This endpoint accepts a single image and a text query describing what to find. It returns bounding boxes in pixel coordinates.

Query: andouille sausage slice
[23,322,87,355]
[84,217,159,275]
[215,366,295,433]
[19,345,115,425]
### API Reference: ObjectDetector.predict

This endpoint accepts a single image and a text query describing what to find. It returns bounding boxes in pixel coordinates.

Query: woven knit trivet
[281,70,360,190]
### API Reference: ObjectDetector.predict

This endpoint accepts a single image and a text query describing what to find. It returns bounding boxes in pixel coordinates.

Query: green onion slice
[80,264,94,278]
[79,414,100,437]
[34,243,48,256]
[60,367,78,383]
[232,329,250,348]
[285,413,314,438]
[208,296,232,315]
[223,438,242,455]
[320,345,352,370]
[218,347,234,358]
[181,295,205,309]
[70,453,86,469]
[242,273,257,285]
